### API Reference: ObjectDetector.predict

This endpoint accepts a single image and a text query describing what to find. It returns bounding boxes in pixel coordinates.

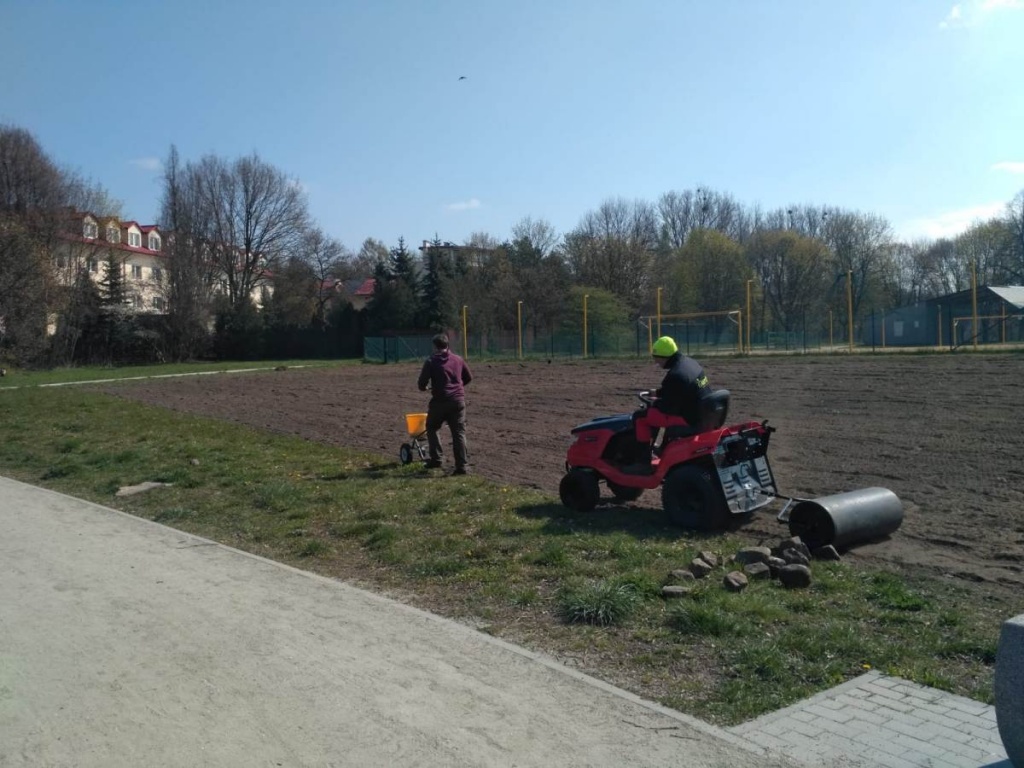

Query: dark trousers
[426,398,468,469]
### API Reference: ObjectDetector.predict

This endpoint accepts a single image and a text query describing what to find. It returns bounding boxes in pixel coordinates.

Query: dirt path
[107,354,1024,591]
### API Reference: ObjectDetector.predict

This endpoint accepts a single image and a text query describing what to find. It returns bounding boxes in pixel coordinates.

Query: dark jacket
[654,353,711,425]
[418,349,472,402]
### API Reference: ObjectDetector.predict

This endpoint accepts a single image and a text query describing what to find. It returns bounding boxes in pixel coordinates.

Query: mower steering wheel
[637,390,656,406]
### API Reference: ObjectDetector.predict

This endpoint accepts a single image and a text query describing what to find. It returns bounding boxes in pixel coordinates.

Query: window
[132,296,143,309]
[106,226,120,243]
[153,297,165,311]
[128,232,141,247]
[83,222,98,239]
[152,267,163,282]
[131,264,142,279]
[87,260,98,273]
[148,234,161,251]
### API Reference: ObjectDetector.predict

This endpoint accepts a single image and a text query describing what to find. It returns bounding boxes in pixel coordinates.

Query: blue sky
[2,0,1022,250]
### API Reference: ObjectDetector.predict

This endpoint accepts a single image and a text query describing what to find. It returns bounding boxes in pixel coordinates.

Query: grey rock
[778,564,812,589]
[698,550,719,568]
[744,562,772,580]
[768,556,787,578]
[689,558,713,579]
[668,569,697,584]
[734,547,772,566]
[661,585,692,599]
[115,481,171,497]
[776,537,811,560]
[813,545,841,561]
[723,571,748,592]
[782,549,810,567]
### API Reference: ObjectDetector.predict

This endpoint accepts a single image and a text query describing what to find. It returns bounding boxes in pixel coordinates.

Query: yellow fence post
[971,260,978,350]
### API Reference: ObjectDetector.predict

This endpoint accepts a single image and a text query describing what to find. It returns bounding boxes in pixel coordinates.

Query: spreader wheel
[662,464,729,532]
[399,443,414,465]
[559,468,600,512]
[607,481,644,502]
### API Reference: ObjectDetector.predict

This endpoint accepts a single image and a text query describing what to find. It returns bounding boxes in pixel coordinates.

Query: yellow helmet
[652,336,679,358]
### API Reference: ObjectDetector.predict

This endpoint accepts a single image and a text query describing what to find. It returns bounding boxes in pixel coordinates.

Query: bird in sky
[458,76,467,81]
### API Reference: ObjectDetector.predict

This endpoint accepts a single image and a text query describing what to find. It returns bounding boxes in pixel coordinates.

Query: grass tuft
[557,579,640,626]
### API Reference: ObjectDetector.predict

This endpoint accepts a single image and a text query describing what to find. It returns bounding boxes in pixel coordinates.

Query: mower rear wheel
[607,481,644,502]
[399,443,414,465]
[559,468,600,512]
[662,464,729,532]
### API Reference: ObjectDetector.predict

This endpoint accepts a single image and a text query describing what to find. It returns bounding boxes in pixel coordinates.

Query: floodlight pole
[582,294,589,358]
[656,287,662,337]
[461,305,468,359]
[745,279,753,353]
[846,270,854,352]
[517,300,523,359]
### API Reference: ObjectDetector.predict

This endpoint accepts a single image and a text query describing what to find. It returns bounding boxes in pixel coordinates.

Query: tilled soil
[108,354,1024,592]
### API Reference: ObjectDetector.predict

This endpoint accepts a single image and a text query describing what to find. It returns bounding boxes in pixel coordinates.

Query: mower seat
[660,389,731,443]
[699,389,731,430]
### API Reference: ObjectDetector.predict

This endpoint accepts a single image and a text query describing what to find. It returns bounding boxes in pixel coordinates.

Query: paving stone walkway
[729,671,1011,767]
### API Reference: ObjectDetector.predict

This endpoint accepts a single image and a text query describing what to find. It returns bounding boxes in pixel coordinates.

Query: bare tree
[822,210,894,318]
[564,198,658,314]
[303,227,347,325]
[1004,189,1024,282]
[510,216,558,256]
[0,125,115,364]
[160,145,217,360]
[185,152,310,308]
[746,230,831,333]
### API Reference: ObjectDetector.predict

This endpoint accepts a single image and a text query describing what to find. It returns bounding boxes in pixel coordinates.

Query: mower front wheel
[559,468,600,512]
[662,464,728,532]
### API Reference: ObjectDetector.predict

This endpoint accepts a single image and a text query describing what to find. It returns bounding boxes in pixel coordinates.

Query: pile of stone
[661,537,841,598]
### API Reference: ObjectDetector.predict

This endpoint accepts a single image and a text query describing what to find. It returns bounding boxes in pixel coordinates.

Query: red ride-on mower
[559,389,779,531]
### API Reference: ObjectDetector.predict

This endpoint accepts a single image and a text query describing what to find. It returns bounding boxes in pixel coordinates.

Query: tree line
[2,121,1022,367]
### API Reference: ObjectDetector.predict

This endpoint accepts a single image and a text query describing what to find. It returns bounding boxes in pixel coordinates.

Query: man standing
[417,334,473,475]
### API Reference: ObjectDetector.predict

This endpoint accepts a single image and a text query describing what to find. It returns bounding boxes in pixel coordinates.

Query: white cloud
[898,201,1005,240]
[939,4,963,27]
[444,198,481,212]
[130,157,161,172]
[991,161,1024,174]
[939,0,1022,27]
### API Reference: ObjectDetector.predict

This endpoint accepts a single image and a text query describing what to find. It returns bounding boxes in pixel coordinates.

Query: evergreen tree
[365,237,422,332]
[421,236,457,331]
[97,253,132,362]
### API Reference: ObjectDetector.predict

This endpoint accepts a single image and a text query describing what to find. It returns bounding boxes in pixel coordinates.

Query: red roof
[353,277,376,296]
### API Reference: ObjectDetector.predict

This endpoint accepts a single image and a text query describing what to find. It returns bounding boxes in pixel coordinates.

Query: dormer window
[148,233,161,251]
[106,226,120,243]
[83,221,98,239]
[128,232,141,248]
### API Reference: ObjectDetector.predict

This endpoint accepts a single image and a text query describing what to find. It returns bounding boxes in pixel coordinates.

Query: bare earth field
[111,353,1024,594]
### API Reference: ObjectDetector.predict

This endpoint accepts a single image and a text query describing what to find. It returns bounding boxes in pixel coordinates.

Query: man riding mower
[559,336,778,531]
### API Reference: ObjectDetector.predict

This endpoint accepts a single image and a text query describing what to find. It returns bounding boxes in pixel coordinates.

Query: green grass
[0,384,1013,726]
[0,359,352,389]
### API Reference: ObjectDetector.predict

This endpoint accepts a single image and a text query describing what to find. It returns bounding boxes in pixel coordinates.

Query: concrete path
[730,670,1010,768]
[0,475,806,768]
